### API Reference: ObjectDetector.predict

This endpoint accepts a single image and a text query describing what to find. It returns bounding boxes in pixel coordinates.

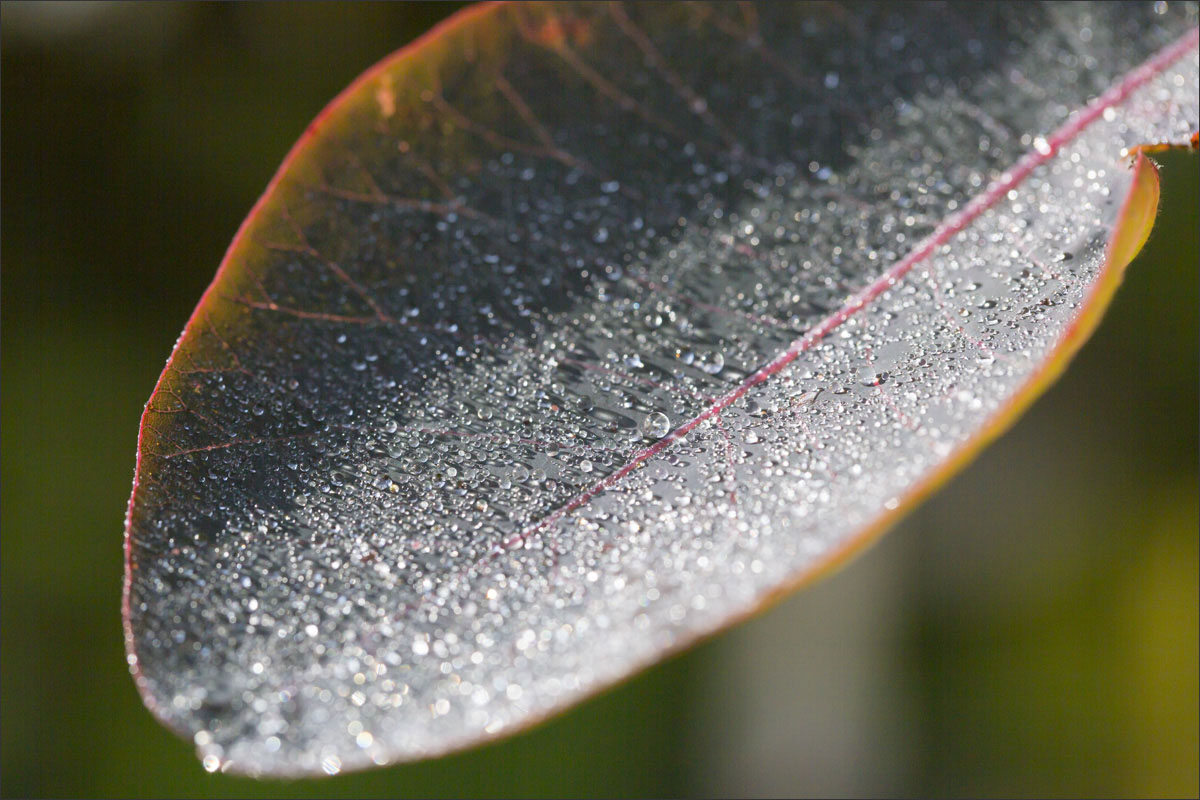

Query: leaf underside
[124,1,1200,777]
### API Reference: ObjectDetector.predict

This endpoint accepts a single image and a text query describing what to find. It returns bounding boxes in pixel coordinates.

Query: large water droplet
[699,351,725,375]
[640,411,671,440]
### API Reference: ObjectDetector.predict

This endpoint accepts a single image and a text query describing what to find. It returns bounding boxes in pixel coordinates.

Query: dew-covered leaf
[123,1,1200,777]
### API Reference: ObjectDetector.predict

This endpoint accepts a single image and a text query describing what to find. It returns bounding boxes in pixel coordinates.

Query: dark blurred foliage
[1,3,1196,797]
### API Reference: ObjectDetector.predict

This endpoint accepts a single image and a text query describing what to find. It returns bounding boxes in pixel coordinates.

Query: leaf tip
[1107,150,1162,271]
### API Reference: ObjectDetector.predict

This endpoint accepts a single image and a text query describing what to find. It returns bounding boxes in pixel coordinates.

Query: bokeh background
[2,3,1196,797]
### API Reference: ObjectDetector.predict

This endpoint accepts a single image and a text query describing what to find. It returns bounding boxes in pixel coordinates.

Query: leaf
[123,1,1200,777]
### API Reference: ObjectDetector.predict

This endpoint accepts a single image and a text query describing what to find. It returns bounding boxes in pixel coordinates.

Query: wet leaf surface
[123,1,1200,777]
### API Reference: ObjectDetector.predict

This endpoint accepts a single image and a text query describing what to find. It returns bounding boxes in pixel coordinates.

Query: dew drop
[794,389,822,408]
[699,351,725,375]
[640,411,671,440]
[860,372,889,387]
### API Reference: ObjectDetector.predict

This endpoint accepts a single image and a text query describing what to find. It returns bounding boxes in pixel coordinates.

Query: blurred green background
[1,3,1196,797]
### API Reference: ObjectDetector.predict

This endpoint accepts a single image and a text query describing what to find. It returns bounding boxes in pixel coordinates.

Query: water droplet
[860,372,888,387]
[699,351,725,375]
[640,412,670,439]
[794,389,822,408]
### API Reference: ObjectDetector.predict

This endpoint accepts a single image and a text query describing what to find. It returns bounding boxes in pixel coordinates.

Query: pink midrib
[496,26,1200,554]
